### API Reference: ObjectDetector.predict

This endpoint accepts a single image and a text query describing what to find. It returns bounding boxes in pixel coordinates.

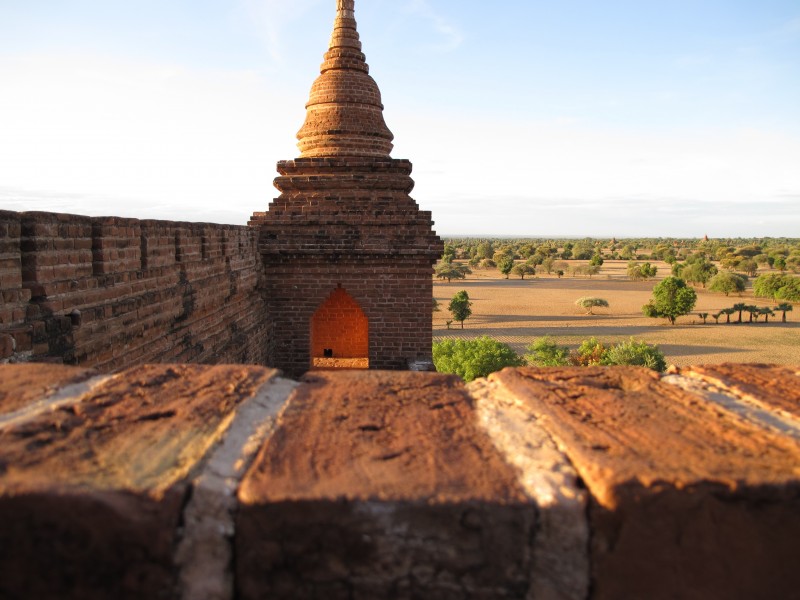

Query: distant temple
[249,0,442,376]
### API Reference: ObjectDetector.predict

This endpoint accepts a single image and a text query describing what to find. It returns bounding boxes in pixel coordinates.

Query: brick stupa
[250,0,442,377]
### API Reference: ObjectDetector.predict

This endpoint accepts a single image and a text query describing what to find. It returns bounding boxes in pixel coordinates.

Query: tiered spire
[296,0,394,158]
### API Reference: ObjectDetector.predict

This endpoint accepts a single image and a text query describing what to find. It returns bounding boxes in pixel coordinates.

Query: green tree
[682,259,718,288]
[721,307,735,323]
[698,312,709,324]
[572,240,594,260]
[575,297,610,315]
[754,273,800,302]
[525,337,570,367]
[708,272,746,296]
[433,337,524,382]
[753,273,788,298]
[497,256,515,279]
[589,253,604,267]
[732,302,747,323]
[775,303,793,323]
[512,263,536,279]
[711,312,722,324]
[435,261,471,282]
[432,297,440,312]
[642,277,697,325]
[627,261,658,281]
[619,245,635,260]
[744,305,759,323]
[476,241,493,260]
[541,257,556,274]
[758,307,775,323]
[776,278,800,301]
[448,290,472,329]
[738,258,759,277]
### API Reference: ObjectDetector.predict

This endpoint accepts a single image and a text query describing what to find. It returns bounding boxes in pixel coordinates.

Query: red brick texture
[0,210,269,370]
[248,2,442,377]
[1,363,799,599]
[296,0,393,158]
[250,161,442,377]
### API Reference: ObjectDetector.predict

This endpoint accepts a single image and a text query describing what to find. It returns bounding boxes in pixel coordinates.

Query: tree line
[433,335,668,382]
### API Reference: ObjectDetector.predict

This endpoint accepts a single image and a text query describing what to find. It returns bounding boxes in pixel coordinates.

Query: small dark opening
[323,348,333,358]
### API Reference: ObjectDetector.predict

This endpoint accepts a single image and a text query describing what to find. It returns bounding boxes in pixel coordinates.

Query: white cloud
[403,0,464,52]
[238,0,325,64]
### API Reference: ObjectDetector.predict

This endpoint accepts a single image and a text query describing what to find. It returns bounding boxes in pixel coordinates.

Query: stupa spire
[296,0,394,158]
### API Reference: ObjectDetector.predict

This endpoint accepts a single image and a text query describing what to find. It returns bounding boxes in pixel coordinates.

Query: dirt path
[433,260,800,367]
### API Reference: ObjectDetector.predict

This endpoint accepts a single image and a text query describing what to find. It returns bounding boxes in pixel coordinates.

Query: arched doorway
[310,286,369,369]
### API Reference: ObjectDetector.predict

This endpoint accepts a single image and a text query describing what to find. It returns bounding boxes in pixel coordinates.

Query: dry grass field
[433,260,800,367]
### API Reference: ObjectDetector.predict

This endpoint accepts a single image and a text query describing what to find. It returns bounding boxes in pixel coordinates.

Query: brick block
[0,363,278,599]
[487,366,800,600]
[237,371,535,598]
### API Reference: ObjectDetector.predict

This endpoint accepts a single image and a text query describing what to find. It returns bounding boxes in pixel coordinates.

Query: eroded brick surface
[0,363,278,599]
[237,370,536,599]
[488,365,800,600]
[0,362,799,599]
[679,362,800,419]
[0,363,97,414]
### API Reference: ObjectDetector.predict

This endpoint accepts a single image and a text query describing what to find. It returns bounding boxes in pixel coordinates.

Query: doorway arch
[310,286,369,369]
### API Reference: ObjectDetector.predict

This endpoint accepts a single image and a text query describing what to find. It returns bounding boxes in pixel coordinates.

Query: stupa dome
[296,0,394,158]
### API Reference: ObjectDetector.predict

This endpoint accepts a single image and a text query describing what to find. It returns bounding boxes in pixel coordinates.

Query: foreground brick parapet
[0,363,798,599]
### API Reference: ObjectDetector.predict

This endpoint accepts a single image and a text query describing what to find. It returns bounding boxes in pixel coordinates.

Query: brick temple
[249,0,442,377]
[0,2,798,598]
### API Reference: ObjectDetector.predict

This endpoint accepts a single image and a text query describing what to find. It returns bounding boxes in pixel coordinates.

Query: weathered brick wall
[260,257,434,375]
[0,210,269,370]
[251,157,442,377]
[1,362,798,599]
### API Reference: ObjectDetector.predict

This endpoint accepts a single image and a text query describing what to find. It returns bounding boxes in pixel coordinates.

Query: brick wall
[1,362,798,599]
[251,157,442,377]
[0,210,269,370]
[260,257,434,375]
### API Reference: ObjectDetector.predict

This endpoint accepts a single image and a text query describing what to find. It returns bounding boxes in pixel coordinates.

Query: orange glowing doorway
[310,286,369,369]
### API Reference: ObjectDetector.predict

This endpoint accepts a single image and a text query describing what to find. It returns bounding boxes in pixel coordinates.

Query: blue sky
[1,0,798,237]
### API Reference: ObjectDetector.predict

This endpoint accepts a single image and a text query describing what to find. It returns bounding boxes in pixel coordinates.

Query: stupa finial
[296,0,394,158]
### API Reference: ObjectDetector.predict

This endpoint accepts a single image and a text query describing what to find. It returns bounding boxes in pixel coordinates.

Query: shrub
[569,337,604,366]
[601,338,667,372]
[432,337,524,382]
[526,336,667,372]
[525,337,570,367]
